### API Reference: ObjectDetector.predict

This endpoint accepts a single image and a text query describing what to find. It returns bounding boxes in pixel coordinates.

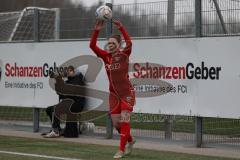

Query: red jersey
[90,26,134,100]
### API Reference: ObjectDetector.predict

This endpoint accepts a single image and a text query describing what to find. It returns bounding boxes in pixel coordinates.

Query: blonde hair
[110,34,121,44]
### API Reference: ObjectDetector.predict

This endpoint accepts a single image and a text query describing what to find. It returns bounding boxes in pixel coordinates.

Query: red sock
[120,122,130,152]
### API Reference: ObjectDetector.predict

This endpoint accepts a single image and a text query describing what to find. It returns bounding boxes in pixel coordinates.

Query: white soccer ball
[95,5,112,21]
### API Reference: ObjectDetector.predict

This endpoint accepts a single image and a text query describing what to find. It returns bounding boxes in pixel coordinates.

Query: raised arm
[89,20,108,58]
[113,20,132,55]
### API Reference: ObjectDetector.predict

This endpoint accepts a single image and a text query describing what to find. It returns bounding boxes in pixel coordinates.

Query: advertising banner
[0,37,239,118]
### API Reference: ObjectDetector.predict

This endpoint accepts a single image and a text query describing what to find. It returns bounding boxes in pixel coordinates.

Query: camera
[49,70,61,79]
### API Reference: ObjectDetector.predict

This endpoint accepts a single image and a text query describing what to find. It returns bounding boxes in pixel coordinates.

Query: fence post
[195,0,203,147]
[106,2,113,39]
[167,0,175,36]
[165,0,175,136]
[33,8,39,41]
[195,117,203,147]
[33,0,37,6]
[33,108,40,132]
[33,8,40,132]
[105,2,113,139]
[54,8,61,40]
[164,115,173,140]
[195,0,202,37]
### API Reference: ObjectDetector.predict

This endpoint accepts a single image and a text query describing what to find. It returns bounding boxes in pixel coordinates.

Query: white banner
[0,37,240,118]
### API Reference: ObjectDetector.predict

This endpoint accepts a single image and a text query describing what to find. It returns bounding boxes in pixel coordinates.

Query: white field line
[0,150,82,160]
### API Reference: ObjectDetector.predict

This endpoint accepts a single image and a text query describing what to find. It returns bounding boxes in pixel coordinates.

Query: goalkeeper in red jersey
[90,19,136,159]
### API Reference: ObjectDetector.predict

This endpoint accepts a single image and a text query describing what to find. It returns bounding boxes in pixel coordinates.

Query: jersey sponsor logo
[105,63,121,71]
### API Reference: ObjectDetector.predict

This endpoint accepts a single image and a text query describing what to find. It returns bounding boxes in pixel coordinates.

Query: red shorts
[109,91,135,115]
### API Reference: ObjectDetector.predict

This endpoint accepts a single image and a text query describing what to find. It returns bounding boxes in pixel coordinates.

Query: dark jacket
[59,72,86,112]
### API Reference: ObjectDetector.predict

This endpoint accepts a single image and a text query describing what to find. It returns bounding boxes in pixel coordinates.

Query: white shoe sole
[125,139,136,156]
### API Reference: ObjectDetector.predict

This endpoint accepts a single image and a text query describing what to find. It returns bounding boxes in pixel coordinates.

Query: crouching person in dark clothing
[43,66,86,138]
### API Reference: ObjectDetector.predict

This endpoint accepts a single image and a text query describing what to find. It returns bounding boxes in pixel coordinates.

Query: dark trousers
[46,98,85,136]
[46,105,61,132]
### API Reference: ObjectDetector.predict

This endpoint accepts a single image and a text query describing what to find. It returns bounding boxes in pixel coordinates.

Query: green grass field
[0,106,240,136]
[0,135,239,160]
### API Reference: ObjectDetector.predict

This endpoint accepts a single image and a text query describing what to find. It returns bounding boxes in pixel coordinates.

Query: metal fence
[112,0,196,38]
[202,0,240,36]
[0,0,240,150]
[48,0,240,39]
[0,0,240,42]
[1,106,240,148]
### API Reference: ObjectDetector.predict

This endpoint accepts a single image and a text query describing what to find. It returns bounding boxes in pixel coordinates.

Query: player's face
[108,38,119,53]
